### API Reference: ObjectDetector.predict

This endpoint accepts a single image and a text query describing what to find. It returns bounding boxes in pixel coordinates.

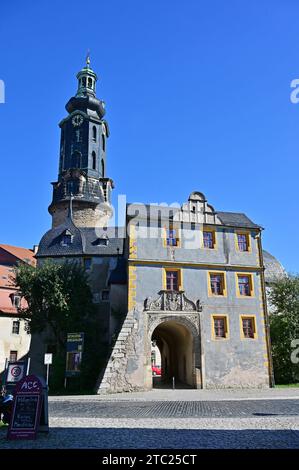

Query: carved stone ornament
[144,290,202,313]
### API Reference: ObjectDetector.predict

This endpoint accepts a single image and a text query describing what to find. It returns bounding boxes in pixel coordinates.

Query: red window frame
[166,270,179,291]
[210,274,224,295]
[237,233,249,252]
[214,317,226,338]
[166,227,179,247]
[238,275,251,296]
[203,231,214,249]
[242,318,255,338]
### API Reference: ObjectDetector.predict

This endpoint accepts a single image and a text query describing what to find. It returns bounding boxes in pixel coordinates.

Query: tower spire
[75,55,97,98]
[86,49,91,68]
[49,59,113,229]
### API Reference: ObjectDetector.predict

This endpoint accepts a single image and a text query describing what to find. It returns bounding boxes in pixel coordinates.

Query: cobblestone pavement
[49,399,299,418]
[1,396,299,449]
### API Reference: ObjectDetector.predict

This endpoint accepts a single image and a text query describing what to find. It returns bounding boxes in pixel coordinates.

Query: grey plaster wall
[131,264,268,388]
[132,224,260,267]
[126,215,270,389]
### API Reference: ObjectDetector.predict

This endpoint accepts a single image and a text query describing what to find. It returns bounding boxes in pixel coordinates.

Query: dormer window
[61,230,73,246]
[10,293,21,308]
[95,236,109,246]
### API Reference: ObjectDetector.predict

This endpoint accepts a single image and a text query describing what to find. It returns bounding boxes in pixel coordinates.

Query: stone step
[113,347,125,353]
[114,341,126,347]
[121,327,132,333]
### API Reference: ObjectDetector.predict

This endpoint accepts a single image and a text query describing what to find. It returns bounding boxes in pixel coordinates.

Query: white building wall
[0,317,31,373]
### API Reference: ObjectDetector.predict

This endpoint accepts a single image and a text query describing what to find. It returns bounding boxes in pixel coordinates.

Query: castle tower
[49,57,114,228]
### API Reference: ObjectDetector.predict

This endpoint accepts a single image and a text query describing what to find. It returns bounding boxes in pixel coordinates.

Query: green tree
[269,275,299,384]
[13,260,107,391]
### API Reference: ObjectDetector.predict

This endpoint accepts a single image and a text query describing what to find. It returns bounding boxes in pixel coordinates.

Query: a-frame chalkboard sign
[7,374,48,440]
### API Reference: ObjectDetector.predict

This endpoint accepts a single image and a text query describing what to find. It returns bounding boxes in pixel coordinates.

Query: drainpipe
[257,230,275,388]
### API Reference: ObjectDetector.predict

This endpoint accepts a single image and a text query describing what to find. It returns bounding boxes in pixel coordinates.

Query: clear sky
[0,0,298,272]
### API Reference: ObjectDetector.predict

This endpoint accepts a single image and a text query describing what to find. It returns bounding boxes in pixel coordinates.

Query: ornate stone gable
[144,290,202,313]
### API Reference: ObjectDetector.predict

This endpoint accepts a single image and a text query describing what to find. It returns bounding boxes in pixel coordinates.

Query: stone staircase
[96,310,136,394]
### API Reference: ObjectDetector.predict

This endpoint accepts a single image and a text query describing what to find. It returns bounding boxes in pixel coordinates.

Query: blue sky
[0,0,298,272]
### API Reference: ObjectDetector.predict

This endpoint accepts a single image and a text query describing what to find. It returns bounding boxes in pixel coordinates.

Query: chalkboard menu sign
[12,396,40,429]
[7,375,43,440]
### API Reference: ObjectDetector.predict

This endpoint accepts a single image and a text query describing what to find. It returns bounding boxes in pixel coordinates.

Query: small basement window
[12,294,21,308]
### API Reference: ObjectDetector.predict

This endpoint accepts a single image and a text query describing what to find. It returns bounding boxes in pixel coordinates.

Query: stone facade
[97,197,272,393]
[35,60,282,393]
[50,200,113,228]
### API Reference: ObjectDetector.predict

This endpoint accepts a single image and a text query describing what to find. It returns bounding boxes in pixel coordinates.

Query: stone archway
[152,320,194,387]
[146,313,202,390]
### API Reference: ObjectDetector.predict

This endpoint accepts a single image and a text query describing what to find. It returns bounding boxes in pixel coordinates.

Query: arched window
[92,126,97,142]
[92,151,96,170]
[82,77,86,87]
[102,134,105,152]
[101,159,105,177]
[88,77,93,88]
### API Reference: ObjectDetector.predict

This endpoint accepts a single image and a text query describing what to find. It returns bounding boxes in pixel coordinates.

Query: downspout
[257,230,275,388]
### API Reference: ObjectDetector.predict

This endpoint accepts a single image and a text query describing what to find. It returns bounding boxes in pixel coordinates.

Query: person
[0,388,13,425]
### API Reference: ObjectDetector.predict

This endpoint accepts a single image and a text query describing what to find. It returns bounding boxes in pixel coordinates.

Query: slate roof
[36,218,125,258]
[127,203,261,229]
[217,212,261,229]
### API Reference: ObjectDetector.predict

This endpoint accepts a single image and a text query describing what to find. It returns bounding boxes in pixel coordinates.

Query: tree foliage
[14,261,94,347]
[13,260,108,391]
[269,275,299,384]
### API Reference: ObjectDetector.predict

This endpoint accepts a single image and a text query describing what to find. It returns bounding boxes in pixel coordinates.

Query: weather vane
[86,49,91,67]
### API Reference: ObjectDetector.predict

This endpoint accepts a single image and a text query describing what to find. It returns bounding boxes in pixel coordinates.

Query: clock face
[72,115,84,127]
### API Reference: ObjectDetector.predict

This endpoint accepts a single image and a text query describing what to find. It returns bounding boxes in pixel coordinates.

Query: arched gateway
[144,291,203,389]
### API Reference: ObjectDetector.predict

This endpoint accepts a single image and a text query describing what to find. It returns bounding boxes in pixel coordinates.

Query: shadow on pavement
[0,427,299,449]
